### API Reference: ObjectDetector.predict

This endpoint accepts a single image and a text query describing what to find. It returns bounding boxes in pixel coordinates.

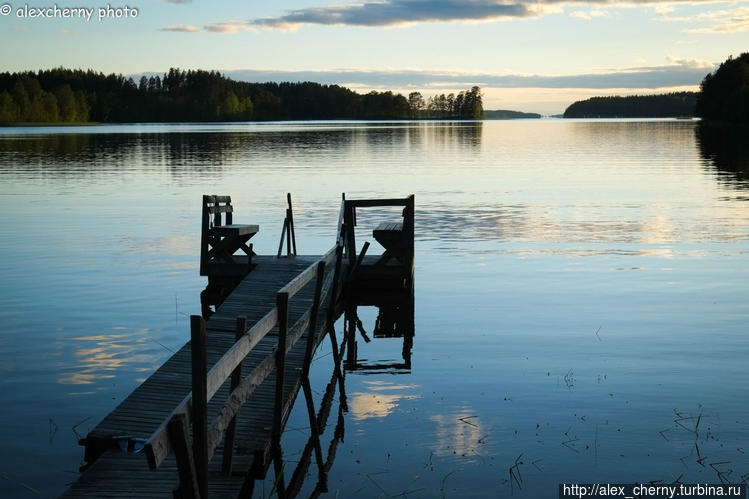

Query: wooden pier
[62,194,414,498]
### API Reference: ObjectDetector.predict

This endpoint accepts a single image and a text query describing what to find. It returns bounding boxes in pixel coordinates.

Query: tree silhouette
[563,92,697,118]
[696,53,749,124]
[0,68,485,124]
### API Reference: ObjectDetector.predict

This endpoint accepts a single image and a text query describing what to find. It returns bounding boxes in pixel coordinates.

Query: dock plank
[64,255,335,498]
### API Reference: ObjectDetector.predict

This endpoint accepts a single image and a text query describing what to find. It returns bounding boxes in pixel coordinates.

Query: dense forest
[695,52,749,124]
[563,92,697,118]
[484,109,541,119]
[0,68,484,124]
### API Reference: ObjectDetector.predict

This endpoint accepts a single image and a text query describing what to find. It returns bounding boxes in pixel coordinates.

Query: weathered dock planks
[65,256,334,498]
[62,193,415,498]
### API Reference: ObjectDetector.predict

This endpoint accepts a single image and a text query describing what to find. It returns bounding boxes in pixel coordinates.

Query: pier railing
[140,194,413,498]
[142,200,352,498]
[342,195,415,270]
[145,251,338,497]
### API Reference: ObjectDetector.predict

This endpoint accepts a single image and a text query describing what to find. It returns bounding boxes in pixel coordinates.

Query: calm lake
[0,120,747,497]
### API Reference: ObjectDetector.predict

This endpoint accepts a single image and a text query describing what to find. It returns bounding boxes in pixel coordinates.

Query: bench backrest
[200,195,233,275]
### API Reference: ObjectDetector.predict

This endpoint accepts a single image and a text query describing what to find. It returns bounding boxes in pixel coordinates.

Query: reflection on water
[430,412,485,459]
[0,122,482,178]
[0,120,748,497]
[344,302,415,374]
[696,123,749,186]
[258,287,417,496]
[58,328,156,387]
[350,381,420,421]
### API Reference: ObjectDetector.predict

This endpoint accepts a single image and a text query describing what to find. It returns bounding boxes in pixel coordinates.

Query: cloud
[248,1,536,29]
[204,21,255,33]
[664,55,714,69]
[687,6,749,33]
[223,58,715,90]
[654,4,749,33]
[161,24,201,32]
[231,0,729,30]
[162,0,738,34]
[570,9,608,20]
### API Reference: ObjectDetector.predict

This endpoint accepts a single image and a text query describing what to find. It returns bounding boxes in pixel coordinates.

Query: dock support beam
[301,261,328,491]
[168,413,200,499]
[272,292,289,498]
[190,315,208,499]
[221,316,246,476]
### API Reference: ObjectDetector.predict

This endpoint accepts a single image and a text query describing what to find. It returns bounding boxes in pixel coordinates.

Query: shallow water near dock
[0,120,747,497]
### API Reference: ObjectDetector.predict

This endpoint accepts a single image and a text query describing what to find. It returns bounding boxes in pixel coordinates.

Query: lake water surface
[0,120,747,497]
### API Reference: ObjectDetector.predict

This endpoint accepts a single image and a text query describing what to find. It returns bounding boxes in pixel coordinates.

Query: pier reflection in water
[254,289,415,497]
[1,120,748,497]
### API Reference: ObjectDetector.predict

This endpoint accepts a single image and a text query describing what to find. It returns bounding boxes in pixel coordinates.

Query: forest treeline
[0,68,483,124]
[406,87,485,119]
[562,53,749,123]
[696,52,749,124]
[563,92,697,118]
[484,109,541,119]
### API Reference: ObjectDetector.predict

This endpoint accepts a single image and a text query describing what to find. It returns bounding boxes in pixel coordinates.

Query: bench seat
[210,224,259,237]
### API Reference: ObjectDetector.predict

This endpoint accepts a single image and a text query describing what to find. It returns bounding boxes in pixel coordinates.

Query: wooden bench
[200,195,259,277]
[373,221,408,266]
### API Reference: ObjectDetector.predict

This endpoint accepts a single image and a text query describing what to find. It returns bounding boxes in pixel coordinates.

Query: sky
[1,0,747,114]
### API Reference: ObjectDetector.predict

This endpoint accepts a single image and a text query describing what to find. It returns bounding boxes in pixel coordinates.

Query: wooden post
[287,193,297,256]
[272,291,290,499]
[212,194,221,228]
[345,307,357,370]
[327,244,344,322]
[406,194,415,269]
[276,219,287,258]
[343,202,357,267]
[285,212,292,256]
[346,241,370,283]
[168,413,200,499]
[200,195,211,276]
[190,315,208,499]
[225,196,233,225]
[221,316,246,476]
[301,261,327,484]
[303,261,326,374]
[273,292,289,441]
[238,471,256,498]
[271,443,287,498]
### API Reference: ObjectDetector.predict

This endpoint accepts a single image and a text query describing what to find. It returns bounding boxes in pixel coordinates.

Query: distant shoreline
[563,92,697,119]
[484,109,542,120]
[0,117,708,129]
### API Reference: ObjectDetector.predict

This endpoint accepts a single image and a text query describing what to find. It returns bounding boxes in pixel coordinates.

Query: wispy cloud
[161,24,201,32]
[664,55,715,69]
[228,0,730,30]
[222,58,715,89]
[204,21,255,33]
[247,0,538,29]
[654,4,749,33]
[570,9,609,21]
[164,0,741,34]
[687,6,749,33]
